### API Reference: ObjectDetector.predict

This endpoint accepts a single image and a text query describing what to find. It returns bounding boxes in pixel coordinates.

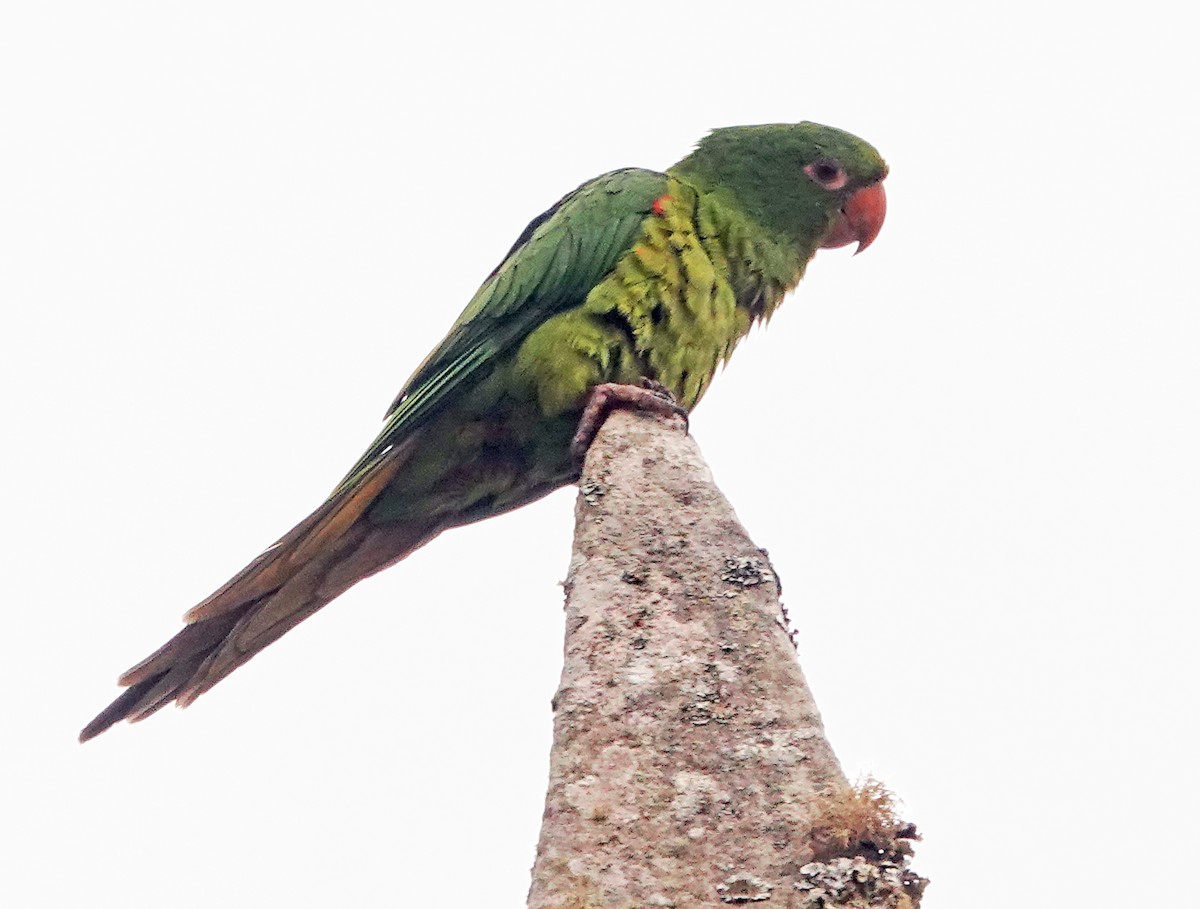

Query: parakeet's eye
[804,159,847,190]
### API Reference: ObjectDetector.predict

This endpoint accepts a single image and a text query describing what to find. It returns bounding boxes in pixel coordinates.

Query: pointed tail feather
[80,453,435,743]
[79,600,257,741]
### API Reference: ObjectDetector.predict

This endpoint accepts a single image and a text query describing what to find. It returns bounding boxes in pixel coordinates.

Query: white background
[2,3,1196,906]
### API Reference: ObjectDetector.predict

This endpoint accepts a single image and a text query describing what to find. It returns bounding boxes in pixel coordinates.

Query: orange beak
[819,181,887,254]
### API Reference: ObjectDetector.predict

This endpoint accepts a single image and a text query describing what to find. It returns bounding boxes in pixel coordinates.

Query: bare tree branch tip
[527,409,925,908]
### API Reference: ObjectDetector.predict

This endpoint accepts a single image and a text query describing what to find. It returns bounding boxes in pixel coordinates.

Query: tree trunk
[527,408,925,909]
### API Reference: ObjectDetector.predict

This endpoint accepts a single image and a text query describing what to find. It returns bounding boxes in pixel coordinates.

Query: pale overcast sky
[2,3,1196,907]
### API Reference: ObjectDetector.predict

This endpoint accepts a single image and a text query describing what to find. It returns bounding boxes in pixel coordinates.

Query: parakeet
[80,122,887,741]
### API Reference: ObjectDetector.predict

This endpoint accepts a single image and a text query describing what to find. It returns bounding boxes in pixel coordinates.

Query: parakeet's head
[671,122,888,254]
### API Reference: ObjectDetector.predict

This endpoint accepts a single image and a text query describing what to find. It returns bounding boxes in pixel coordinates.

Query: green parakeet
[81,122,887,741]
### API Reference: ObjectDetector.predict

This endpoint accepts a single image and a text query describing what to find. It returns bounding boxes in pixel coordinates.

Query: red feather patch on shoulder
[651,195,671,216]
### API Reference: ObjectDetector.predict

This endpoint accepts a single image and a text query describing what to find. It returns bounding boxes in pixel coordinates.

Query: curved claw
[571,382,690,463]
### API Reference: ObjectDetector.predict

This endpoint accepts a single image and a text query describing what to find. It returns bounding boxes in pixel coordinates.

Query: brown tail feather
[80,677,161,742]
[175,522,433,708]
[127,651,220,722]
[79,606,257,741]
[183,446,409,624]
[118,604,255,688]
[80,452,434,743]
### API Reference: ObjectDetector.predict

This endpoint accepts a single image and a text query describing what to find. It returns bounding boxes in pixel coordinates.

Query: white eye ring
[804,159,847,190]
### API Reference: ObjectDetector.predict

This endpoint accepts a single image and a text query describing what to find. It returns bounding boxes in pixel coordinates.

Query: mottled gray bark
[527,408,923,909]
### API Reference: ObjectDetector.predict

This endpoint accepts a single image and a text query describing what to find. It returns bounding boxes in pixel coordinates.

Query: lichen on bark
[527,408,923,908]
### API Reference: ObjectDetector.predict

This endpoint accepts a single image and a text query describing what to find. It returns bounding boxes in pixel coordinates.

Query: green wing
[333,167,668,495]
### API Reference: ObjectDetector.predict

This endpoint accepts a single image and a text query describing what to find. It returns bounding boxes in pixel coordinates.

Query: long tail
[80,451,433,742]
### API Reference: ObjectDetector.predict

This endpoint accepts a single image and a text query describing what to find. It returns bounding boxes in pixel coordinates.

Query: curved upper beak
[819,181,887,254]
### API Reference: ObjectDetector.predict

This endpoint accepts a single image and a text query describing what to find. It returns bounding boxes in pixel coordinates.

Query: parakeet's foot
[571,380,690,462]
